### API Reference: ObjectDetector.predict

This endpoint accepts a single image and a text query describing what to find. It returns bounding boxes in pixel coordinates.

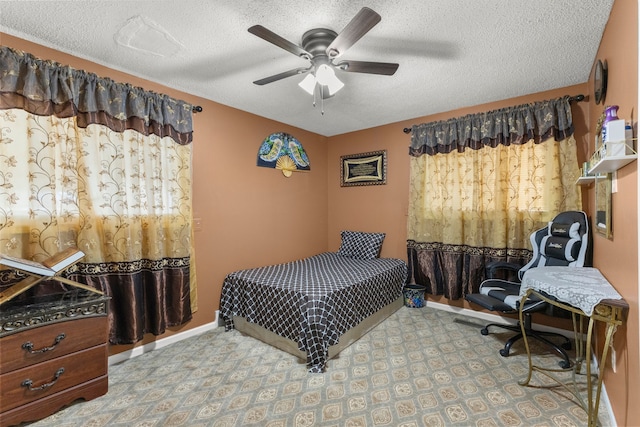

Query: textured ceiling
[0,1,614,136]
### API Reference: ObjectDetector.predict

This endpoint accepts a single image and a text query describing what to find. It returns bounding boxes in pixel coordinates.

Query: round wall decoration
[594,59,607,105]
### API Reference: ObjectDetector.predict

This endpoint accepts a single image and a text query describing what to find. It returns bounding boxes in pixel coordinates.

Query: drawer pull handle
[21,368,65,391]
[22,333,66,354]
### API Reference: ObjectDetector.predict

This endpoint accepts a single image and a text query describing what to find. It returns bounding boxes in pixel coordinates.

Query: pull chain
[311,84,325,115]
[312,84,317,108]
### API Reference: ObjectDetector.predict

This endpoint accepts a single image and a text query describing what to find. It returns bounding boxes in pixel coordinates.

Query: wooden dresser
[0,292,110,426]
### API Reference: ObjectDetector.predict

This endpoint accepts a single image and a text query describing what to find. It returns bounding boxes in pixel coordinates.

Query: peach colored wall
[326,126,410,259]
[1,33,329,354]
[585,1,639,425]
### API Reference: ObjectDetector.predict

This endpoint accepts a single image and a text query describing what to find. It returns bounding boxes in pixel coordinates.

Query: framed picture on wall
[340,150,387,187]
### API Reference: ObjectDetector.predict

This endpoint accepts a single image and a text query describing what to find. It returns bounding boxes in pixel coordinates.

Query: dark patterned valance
[409,96,574,157]
[0,46,193,145]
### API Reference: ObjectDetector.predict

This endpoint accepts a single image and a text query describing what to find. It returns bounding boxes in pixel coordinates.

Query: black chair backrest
[518,211,589,281]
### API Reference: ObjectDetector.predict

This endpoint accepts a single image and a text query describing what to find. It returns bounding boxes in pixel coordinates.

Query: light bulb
[298,73,316,95]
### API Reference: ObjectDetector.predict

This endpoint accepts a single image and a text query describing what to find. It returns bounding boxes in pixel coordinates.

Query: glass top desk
[518,266,627,427]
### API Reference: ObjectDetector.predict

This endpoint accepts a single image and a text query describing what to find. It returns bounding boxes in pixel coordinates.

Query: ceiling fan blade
[248,25,311,59]
[253,67,311,85]
[326,7,381,59]
[335,60,399,76]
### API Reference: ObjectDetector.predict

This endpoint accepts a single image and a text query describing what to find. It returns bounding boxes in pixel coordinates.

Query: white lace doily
[520,266,623,316]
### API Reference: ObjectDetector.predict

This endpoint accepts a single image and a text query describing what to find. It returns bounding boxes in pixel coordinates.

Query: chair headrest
[520,211,589,275]
[540,220,584,264]
[548,221,581,239]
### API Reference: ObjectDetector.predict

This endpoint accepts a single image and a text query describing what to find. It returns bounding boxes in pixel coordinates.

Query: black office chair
[465,211,590,368]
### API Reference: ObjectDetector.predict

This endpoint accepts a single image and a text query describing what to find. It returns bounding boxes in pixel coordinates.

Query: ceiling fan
[248,7,399,100]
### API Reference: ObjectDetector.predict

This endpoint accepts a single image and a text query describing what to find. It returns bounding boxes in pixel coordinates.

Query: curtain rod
[402,94,586,134]
[192,105,203,113]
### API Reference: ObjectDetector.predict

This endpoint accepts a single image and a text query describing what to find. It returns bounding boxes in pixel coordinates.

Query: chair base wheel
[475,318,572,367]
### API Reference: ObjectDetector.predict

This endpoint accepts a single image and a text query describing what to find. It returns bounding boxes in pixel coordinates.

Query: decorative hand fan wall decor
[257,132,310,177]
[249,7,399,113]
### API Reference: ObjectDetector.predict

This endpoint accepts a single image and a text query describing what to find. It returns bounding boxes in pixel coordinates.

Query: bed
[220,231,408,373]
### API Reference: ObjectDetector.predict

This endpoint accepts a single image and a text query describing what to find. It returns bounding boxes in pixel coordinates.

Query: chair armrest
[485,261,522,280]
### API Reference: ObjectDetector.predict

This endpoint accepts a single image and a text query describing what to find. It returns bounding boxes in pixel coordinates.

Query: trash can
[403,283,426,308]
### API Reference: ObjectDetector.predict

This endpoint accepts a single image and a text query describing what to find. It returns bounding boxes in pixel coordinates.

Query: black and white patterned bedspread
[220,252,408,372]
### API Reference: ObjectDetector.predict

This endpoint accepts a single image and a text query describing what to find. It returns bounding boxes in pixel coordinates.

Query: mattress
[220,252,408,372]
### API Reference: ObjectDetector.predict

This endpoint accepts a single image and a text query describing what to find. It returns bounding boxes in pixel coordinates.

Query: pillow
[337,231,385,260]
[548,221,580,240]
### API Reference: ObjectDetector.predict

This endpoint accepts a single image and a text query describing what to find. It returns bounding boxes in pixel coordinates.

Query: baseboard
[427,301,616,426]
[425,300,570,334]
[107,310,221,366]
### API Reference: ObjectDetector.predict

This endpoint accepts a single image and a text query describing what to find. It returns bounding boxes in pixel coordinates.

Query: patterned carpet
[28,306,610,427]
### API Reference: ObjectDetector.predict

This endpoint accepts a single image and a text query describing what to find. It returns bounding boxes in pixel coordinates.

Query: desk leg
[588,309,621,427]
[518,297,595,424]
[518,290,622,427]
[585,316,596,426]
[518,290,534,387]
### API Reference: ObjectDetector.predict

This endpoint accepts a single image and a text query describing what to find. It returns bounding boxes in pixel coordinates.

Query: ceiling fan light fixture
[314,64,344,95]
[298,65,344,97]
[298,73,316,95]
[315,64,335,85]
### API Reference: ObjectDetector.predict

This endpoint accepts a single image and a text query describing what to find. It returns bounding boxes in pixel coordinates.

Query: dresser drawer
[0,316,107,374]
[0,344,107,413]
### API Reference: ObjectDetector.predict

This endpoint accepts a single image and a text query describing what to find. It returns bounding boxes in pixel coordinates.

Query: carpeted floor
[27,306,610,426]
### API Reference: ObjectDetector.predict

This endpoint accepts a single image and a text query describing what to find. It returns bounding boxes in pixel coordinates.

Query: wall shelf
[576,174,609,185]
[576,175,597,185]
[588,154,637,174]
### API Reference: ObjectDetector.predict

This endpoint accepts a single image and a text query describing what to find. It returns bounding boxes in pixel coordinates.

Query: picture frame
[340,150,387,187]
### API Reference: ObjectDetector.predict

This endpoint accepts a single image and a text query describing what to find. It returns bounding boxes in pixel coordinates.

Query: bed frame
[233,296,404,363]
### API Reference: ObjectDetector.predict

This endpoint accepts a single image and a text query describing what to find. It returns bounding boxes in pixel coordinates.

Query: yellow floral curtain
[0,46,196,344]
[407,96,582,299]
